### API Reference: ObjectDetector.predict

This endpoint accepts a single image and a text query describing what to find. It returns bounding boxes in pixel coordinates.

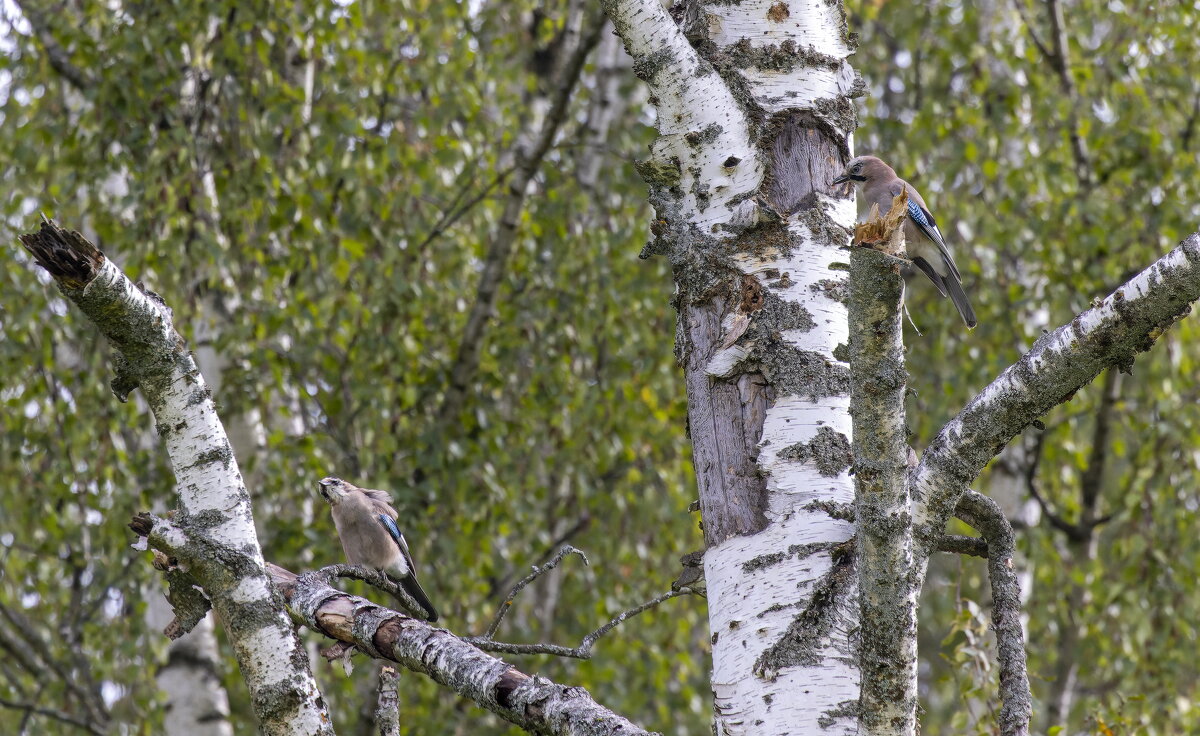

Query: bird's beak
[831,172,852,186]
[317,478,333,488]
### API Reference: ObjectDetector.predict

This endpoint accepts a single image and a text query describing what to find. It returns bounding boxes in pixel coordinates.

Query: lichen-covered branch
[263,563,657,736]
[912,232,1200,557]
[19,220,331,735]
[849,198,916,735]
[955,492,1032,736]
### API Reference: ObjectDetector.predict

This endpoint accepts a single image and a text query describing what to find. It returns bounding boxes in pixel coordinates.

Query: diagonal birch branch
[912,231,1200,556]
[18,219,332,735]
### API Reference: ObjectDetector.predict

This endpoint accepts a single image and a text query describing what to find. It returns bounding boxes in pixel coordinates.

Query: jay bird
[317,476,439,621]
[832,155,977,328]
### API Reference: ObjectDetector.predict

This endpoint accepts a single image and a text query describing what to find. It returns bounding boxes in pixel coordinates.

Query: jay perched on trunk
[832,155,977,328]
[317,476,439,621]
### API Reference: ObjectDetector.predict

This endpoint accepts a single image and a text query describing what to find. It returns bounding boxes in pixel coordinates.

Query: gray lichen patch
[685,122,724,148]
[188,444,234,470]
[665,226,743,305]
[811,278,849,304]
[725,38,842,73]
[634,155,683,190]
[818,700,861,729]
[778,426,852,477]
[731,218,795,259]
[631,46,676,83]
[795,198,853,248]
[758,344,850,400]
[757,290,816,332]
[689,166,712,212]
[741,541,837,573]
[753,542,854,674]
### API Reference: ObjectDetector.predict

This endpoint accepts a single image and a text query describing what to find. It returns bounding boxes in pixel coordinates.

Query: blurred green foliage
[0,1,706,732]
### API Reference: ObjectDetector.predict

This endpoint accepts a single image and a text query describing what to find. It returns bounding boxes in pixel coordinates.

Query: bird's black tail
[395,573,439,622]
[945,273,977,329]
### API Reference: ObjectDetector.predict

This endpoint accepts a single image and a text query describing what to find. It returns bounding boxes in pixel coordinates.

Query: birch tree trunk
[602,0,862,731]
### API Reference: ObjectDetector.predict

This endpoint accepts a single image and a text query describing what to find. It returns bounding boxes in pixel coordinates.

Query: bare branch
[1044,0,1093,184]
[936,534,989,558]
[483,545,588,638]
[467,588,696,660]
[0,696,106,736]
[437,13,606,423]
[955,492,1032,736]
[1025,472,1086,541]
[21,220,333,734]
[11,1,94,90]
[1008,0,1054,67]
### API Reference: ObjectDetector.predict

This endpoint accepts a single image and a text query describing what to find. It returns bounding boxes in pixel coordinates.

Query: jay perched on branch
[317,476,439,621]
[833,155,978,328]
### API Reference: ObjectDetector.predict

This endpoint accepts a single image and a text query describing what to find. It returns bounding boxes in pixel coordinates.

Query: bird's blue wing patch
[907,199,931,229]
[377,514,403,548]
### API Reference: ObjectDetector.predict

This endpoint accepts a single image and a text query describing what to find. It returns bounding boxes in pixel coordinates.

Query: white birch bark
[602,0,862,732]
[145,595,234,736]
[19,223,333,735]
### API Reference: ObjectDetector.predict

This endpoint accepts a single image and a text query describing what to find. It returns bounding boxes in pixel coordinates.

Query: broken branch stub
[853,189,909,257]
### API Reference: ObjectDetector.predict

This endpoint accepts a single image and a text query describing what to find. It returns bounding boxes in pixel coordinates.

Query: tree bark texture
[848,216,915,735]
[257,561,656,736]
[18,221,333,735]
[603,0,863,731]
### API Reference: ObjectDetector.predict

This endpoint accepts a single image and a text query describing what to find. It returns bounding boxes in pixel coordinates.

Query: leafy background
[1,0,1197,733]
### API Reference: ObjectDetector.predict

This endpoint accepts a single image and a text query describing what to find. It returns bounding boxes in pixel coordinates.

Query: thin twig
[0,696,106,736]
[467,588,696,659]
[482,545,588,638]
[1008,0,1053,62]
[487,515,593,597]
[413,166,514,252]
[0,601,106,724]
[1045,0,1093,184]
